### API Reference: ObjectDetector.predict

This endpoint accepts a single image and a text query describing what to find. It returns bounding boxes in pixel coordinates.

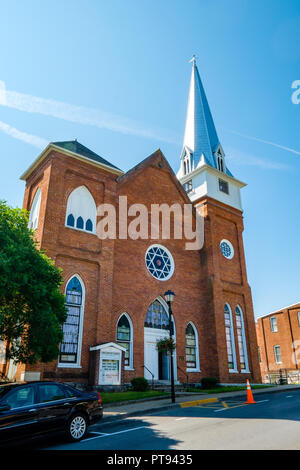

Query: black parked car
[0,381,103,445]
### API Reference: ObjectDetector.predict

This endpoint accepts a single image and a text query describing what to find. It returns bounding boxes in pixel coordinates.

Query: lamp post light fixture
[164,289,176,403]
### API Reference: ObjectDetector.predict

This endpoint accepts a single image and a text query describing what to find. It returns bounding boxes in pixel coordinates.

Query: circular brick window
[145,244,175,281]
[220,239,234,260]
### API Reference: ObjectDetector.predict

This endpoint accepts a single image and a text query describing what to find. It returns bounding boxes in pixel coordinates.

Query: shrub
[201,377,218,390]
[131,377,149,392]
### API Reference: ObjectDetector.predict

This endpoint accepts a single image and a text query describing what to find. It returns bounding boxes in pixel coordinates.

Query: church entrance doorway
[144,298,177,382]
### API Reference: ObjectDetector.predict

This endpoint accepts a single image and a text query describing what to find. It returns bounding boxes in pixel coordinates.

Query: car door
[36,383,73,433]
[0,384,39,442]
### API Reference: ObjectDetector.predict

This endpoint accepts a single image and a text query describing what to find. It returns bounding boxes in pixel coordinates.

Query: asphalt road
[31,390,300,450]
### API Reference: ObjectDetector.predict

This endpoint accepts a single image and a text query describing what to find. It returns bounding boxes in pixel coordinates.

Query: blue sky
[0,0,300,318]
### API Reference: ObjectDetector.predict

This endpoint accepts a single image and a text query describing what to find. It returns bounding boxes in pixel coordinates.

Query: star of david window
[145,245,175,281]
[220,239,234,260]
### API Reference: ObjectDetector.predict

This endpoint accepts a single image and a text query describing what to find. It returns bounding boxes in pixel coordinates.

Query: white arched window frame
[28,188,41,230]
[65,186,97,234]
[58,274,85,368]
[186,321,200,372]
[224,303,237,373]
[116,313,134,370]
[235,305,250,373]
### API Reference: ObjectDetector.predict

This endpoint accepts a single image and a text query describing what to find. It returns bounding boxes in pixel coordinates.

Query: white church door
[144,299,177,382]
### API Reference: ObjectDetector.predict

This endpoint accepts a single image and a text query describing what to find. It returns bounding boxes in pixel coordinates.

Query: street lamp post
[164,290,176,404]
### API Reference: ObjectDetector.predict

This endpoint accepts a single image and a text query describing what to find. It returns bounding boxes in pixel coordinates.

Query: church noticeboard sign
[90,342,125,386]
[100,355,120,385]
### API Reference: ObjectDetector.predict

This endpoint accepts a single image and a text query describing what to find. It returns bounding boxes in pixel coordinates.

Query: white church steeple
[177,57,246,211]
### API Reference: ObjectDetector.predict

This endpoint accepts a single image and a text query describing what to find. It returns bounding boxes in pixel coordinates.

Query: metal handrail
[143,365,154,389]
[177,366,189,388]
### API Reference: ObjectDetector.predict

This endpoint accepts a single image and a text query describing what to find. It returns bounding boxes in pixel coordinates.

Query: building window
[145,244,175,281]
[298,312,300,326]
[116,314,133,368]
[224,303,237,371]
[59,276,84,366]
[65,186,96,234]
[274,345,282,364]
[145,300,169,330]
[219,178,229,194]
[185,323,199,370]
[183,180,193,194]
[28,188,41,230]
[235,306,249,371]
[270,316,278,332]
[258,347,261,363]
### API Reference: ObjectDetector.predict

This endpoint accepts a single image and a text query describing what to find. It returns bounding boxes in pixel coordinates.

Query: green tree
[0,200,67,372]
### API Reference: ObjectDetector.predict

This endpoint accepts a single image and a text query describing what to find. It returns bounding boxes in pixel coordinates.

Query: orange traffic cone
[245,379,256,404]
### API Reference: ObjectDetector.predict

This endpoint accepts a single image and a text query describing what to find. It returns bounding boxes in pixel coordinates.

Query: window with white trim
[298,312,300,326]
[65,186,96,234]
[274,345,282,364]
[235,305,249,371]
[224,303,237,371]
[59,276,84,366]
[116,314,133,368]
[28,188,41,230]
[270,316,278,332]
[185,323,199,370]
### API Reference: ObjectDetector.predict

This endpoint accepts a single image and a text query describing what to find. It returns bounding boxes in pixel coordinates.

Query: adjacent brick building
[256,302,300,383]
[18,59,261,386]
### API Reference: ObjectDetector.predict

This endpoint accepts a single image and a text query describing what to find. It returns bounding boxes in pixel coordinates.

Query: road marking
[82,426,146,442]
[89,431,109,436]
[180,397,219,408]
[175,418,187,420]
[221,401,229,408]
[286,396,293,398]
[255,400,269,403]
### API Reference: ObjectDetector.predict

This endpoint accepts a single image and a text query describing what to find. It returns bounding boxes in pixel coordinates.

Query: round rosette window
[220,239,234,260]
[145,244,175,281]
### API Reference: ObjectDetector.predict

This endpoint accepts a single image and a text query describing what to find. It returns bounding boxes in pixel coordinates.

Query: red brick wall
[256,303,300,381]
[23,148,261,385]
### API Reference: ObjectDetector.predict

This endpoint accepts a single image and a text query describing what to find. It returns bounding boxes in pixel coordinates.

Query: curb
[99,385,300,425]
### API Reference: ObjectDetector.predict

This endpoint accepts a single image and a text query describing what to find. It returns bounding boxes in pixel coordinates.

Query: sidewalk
[100,384,300,424]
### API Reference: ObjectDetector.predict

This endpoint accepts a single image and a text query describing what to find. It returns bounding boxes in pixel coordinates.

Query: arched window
[59,276,85,366]
[184,161,187,175]
[86,219,93,232]
[76,216,84,230]
[65,186,96,234]
[28,188,41,230]
[224,303,237,371]
[145,300,169,330]
[185,323,200,370]
[67,214,75,227]
[116,314,133,369]
[235,305,249,372]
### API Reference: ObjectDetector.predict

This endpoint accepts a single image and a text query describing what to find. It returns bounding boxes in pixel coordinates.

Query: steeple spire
[181,57,230,173]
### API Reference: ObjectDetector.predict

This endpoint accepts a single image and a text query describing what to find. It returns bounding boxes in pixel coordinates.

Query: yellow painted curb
[180,397,219,408]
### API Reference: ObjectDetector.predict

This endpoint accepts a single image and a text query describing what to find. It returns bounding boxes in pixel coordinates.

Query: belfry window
[65,186,96,234]
[219,178,229,194]
[116,314,133,368]
[59,276,84,366]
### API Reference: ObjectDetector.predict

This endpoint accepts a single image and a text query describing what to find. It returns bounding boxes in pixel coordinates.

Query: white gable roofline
[20,143,124,181]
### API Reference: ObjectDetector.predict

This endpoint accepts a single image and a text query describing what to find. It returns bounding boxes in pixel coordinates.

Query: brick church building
[20,59,261,386]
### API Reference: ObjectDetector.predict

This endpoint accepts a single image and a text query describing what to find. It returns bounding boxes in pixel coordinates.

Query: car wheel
[66,413,88,442]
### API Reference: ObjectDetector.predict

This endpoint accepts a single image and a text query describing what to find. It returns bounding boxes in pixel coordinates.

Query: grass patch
[186,385,273,394]
[100,390,169,405]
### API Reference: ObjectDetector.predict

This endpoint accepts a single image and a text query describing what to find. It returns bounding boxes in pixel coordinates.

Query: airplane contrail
[0,80,177,144]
